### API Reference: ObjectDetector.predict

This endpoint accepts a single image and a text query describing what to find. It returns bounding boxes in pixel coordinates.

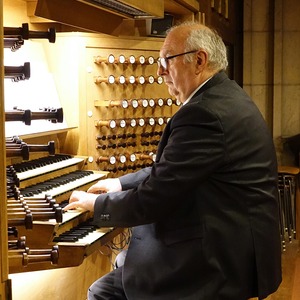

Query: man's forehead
[160,44,174,55]
[160,35,184,55]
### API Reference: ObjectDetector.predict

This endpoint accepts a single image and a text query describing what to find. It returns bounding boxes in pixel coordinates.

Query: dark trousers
[88,266,128,300]
[88,264,263,300]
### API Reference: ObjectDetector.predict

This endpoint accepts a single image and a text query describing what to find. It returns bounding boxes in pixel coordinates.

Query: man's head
[157,22,228,103]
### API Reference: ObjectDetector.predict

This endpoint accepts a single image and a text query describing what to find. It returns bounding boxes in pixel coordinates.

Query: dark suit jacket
[93,71,282,300]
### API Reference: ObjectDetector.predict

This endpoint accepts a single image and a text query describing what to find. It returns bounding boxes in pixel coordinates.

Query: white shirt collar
[182,77,212,106]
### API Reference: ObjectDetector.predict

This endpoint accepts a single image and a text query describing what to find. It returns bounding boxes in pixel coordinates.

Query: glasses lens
[157,58,167,70]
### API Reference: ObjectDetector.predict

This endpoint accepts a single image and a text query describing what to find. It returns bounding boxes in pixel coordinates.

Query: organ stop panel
[2,18,180,300]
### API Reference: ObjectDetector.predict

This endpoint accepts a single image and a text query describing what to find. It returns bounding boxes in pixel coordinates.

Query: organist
[64,22,282,300]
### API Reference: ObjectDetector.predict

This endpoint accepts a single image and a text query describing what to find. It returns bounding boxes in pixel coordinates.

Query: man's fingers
[63,202,79,211]
[87,186,107,194]
[87,186,98,193]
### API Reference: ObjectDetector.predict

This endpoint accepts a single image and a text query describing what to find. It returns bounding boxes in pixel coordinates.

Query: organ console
[3,94,123,273]
[1,15,177,299]
[6,152,123,273]
[0,1,248,299]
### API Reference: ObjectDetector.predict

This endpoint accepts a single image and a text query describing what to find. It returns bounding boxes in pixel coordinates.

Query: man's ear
[195,50,207,74]
[197,56,202,65]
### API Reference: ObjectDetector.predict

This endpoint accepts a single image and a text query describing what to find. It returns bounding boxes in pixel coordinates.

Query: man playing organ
[64,22,282,300]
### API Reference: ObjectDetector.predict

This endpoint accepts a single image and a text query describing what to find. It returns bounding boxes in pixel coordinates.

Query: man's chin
[168,86,179,98]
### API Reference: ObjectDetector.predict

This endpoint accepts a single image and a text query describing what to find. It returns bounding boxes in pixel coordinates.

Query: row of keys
[105,164,153,173]
[94,75,163,85]
[95,131,163,141]
[96,140,159,150]
[95,117,170,129]
[94,55,155,65]
[96,142,136,150]
[96,152,156,164]
[108,98,180,108]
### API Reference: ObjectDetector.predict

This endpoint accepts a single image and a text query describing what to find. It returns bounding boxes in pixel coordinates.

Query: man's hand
[63,190,98,212]
[87,178,122,194]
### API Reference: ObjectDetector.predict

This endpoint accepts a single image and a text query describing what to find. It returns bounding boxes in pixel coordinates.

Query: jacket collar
[189,71,229,103]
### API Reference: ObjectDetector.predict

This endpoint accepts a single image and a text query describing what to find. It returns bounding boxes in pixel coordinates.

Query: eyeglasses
[157,50,198,70]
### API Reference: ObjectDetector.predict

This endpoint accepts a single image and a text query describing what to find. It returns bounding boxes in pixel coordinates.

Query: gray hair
[167,22,228,71]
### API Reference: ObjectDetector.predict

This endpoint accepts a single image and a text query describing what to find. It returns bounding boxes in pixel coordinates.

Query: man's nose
[157,65,167,76]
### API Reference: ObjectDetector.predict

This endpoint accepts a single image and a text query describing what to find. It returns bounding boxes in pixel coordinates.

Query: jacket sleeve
[119,167,152,190]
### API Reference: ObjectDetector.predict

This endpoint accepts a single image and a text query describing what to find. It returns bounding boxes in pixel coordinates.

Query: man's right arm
[87,167,152,194]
